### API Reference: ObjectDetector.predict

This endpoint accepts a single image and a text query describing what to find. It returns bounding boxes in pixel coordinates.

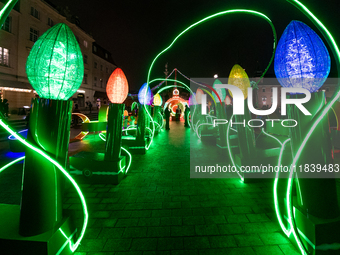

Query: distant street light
[214,74,218,79]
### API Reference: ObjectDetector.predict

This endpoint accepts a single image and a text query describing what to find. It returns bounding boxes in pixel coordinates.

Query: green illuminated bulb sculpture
[26,23,84,100]
[20,23,82,240]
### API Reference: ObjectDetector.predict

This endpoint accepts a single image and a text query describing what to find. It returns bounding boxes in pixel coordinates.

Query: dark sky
[51,0,340,93]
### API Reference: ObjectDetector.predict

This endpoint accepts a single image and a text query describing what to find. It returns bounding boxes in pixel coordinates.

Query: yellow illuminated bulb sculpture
[228,64,250,99]
[153,93,162,106]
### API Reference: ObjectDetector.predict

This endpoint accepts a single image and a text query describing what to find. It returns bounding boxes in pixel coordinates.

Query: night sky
[51,0,340,93]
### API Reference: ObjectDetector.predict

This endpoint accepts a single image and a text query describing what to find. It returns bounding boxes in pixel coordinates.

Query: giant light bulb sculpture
[153,93,163,131]
[213,79,228,148]
[131,83,152,153]
[228,64,256,165]
[105,68,129,161]
[22,23,83,239]
[275,20,340,254]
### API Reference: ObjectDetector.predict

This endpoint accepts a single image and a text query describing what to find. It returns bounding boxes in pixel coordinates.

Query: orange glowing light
[106,68,129,104]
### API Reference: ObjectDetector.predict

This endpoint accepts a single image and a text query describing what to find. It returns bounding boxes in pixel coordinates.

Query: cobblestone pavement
[5,116,340,254]
[63,121,299,255]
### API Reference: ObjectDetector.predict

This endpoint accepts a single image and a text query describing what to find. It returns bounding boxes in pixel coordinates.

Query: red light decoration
[225,95,232,105]
[106,68,129,104]
[196,89,204,104]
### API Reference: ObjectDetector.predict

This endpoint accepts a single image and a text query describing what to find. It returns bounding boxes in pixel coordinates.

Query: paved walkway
[64,121,298,255]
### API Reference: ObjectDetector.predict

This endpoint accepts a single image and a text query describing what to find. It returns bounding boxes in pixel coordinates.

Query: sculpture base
[235,148,283,183]
[0,204,76,255]
[291,202,340,255]
[201,127,217,143]
[122,139,147,154]
[69,151,126,184]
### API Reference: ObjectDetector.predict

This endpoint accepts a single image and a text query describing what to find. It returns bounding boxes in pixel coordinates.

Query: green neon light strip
[261,129,292,237]
[145,9,276,146]
[226,115,244,182]
[0,156,25,174]
[196,123,214,139]
[0,0,18,26]
[57,228,77,254]
[187,111,191,129]
[146,10,276,87]
[0,119,88,251]
[121,147,132,174]
[98,134,132,174]
[284,1,340,254]
[158,112,164,129]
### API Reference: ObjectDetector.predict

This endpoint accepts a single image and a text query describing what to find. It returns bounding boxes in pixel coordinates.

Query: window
[105,53,108,59]
[94,62,97,68]
[30,7,39,19]
[100,79,103,88]
[29,28,39,42]
[1,16,11,33]
[0,47,10,66]
[326,87,330,92]
[48,18,54,27]
[271,87,273,92]
[262,88,266,92]
[83,40,88,48]
[106,67,108,73]
[83,74,88,84]
[93,45,97,52]
[83,54,88,64]
[94,77,97,87]
[100,65,103,71]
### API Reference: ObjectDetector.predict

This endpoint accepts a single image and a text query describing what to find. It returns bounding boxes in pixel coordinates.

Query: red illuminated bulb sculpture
[105,68,129,161]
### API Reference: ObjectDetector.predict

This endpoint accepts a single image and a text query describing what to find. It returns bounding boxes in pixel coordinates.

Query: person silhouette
[184,105,190,127]
[164,107,171,130]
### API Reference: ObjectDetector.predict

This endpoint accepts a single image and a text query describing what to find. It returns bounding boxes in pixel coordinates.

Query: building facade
[0,0,116,113]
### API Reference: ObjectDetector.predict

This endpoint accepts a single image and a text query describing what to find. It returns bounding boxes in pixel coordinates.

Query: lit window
[93,45,97,52]
[48,18,54,27]
[94,62,97,68]
[29,28,39,42]
[84,73,88,84]
[83,54,88,64]
[262,88,265,92]
[83,40,88,48]
[0,47,10,67]
[1,16,11,33]
[30,7,39,19]
[105,53,108,59]
[94,77,97,86]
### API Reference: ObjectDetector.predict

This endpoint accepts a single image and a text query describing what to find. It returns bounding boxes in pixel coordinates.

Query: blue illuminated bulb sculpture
[189,93,196,106]
[274,20,331,92]
[212,79,226,102]
[138,83,152,105]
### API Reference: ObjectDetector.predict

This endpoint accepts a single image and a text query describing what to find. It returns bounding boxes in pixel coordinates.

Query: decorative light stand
[274,20,340,254]
[213,79,228,148]
[122,83,151,154]
[153,93,163,134]
[69,68,128,184]
[0,23,83,255]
